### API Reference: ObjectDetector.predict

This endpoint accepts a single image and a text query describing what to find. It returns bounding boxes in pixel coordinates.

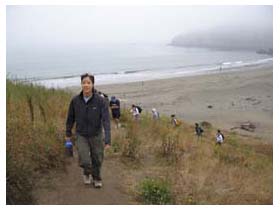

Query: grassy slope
[6,81,272,204]
[6,80,71,204]
[111,111,272,204]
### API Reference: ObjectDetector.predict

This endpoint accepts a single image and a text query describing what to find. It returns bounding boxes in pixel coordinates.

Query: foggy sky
[7,6,272,48]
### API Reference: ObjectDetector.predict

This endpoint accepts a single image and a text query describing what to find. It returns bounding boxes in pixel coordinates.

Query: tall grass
[6,80,72,204]
[121,122,141,161]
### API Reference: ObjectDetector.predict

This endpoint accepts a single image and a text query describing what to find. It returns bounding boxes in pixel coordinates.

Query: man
[66,73,111,188]
[195,123,204,140]
[151,108,160,120]
[131,104,141,121]
[109,96,121,128]
[216,130,224,145]
[171,114,180,127]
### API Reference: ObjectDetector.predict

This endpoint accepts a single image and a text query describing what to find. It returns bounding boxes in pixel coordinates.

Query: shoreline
[32,59,272,88]
[69,65,273,142]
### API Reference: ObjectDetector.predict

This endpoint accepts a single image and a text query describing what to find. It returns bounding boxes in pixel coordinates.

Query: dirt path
[33,151,135,205]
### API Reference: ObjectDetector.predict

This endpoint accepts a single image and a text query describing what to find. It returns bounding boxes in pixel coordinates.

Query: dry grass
[6,80,72,204]
[7,80,272,204]
[108,109,273,204]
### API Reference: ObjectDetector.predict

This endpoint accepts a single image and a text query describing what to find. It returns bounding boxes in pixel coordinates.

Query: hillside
[170,26,273,51]
[6,81,272,204]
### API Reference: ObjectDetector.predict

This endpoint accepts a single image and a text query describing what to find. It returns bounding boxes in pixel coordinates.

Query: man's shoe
[93,180,103,188]
[83,175,92,185]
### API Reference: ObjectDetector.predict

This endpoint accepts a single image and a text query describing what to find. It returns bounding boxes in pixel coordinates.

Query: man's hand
[111,105,119,109]
[104,144,111,149]
[65,137,71,142]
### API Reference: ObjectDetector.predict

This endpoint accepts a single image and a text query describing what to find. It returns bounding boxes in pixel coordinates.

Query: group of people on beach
[65,73,224,189]
[108,93,224,146]
[194,123,224,145]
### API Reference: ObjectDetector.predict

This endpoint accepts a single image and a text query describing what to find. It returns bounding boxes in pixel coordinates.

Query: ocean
[7,43,273,88]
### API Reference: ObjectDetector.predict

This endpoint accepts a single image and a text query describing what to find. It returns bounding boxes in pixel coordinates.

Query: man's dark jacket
[66,89,111,145]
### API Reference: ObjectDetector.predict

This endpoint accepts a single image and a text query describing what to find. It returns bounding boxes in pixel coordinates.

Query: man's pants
[76,133,104,181]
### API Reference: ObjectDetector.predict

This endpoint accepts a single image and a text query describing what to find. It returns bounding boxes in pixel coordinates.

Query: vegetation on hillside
[6,81,272,204]
[6,80,72,204]
[108,105,273,204]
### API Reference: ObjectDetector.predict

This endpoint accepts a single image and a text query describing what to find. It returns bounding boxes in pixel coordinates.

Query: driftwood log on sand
[231,122,256,132]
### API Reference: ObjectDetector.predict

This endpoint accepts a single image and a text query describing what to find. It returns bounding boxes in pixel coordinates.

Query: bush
[122,136,141,160]
[137,178,173,204]
[6,80,70,204]
[6,152,34,204]
[111,139,121,153]
[119,108,133,125]
[160,130,185,164]
[200,121,212,129]
[121,123,141,160]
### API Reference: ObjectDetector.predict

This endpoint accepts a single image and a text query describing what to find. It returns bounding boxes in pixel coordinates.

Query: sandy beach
[72,65,273,142]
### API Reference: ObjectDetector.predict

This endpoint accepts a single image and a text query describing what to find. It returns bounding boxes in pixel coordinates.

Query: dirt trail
[33,151,135,205]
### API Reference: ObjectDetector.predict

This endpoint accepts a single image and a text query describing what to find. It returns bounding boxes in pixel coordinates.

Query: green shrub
[111,140,121,153]
[137,178,173,204]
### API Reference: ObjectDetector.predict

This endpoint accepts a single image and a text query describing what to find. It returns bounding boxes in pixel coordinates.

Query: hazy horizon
[7,5,272,49]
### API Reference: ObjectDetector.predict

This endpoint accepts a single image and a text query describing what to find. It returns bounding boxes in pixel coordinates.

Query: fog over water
[7,6,272,48]
[6,6,273,87]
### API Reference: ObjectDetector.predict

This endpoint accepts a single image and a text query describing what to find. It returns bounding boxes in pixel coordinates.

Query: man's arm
[66,99,75,138]
[111,100,120,109]
[101,99,111,145]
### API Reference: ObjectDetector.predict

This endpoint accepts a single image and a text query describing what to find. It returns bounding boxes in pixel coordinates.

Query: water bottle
[65,140,73,157]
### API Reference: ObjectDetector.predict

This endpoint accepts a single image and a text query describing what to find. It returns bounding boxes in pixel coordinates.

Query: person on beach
[109,96,121,128]
[151,108,160,120]
[171,114,181,127]
[130,104,141,121]
[195,123,204,140]
[65,73,111,188]
[98,91,109,104]
[216,129,224,145]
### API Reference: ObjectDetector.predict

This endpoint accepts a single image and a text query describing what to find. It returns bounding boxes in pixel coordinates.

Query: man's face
[81,77,93,95]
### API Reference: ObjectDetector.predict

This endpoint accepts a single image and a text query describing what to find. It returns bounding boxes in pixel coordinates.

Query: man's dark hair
[81,73,95,84]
